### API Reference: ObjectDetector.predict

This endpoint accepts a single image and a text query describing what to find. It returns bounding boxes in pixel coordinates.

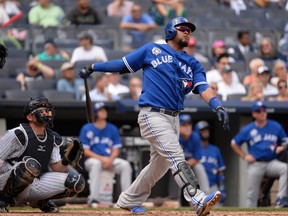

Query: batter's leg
[193,163,210,194]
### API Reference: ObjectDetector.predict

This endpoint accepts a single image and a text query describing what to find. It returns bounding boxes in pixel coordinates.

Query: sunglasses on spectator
[255,108,267,113]
[176,26,191,34]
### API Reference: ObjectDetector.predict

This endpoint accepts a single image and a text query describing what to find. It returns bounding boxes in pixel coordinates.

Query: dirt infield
[3,208,288,216]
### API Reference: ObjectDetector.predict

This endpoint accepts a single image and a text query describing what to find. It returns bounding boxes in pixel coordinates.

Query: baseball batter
[80,17,230,216]
[0,97,85,212]
[231,100,288,208]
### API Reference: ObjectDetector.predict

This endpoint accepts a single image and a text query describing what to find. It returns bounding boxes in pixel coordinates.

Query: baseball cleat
[197,191,222,216]
[119,205,146,214]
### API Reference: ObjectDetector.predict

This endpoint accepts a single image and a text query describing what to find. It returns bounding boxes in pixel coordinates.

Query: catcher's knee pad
[173,161,199,197]
[64,173,85,197]
[2,157,41,199]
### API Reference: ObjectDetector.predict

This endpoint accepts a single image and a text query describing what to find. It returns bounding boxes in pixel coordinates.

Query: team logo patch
[180,78,192,91]
[250,129,258,137]
[152,47,161,55]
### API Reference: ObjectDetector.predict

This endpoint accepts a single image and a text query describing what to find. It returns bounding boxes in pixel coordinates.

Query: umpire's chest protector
[16,123,54,173]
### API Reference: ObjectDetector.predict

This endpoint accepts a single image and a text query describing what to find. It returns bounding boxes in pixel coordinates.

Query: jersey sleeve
[277,124,288,146]
[232,128,247,146]
[50,145,62,164]
[122,43,150,73]
[111,125,122,149]
[191,61,209,94]
[79,124,91,148]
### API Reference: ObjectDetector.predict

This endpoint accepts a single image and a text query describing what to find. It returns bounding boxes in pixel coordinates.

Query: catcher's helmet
[165,17,196,41]
[194,121,210,133]
[0,43,8,69]
[23,96,55,126]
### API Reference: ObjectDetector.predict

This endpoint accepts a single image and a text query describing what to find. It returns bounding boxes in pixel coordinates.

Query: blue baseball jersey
[200,144,226,187]
[179,131,203,161]
[122,42,208,111]
[232,119,287,161]
[79,122,122,157]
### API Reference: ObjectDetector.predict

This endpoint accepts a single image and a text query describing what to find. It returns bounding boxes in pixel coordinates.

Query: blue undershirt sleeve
[92,59,126,73]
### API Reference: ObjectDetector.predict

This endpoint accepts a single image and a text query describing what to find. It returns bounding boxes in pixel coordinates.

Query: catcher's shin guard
[49,172,85,199]
[1,157,41,204]
[173,161,200,197]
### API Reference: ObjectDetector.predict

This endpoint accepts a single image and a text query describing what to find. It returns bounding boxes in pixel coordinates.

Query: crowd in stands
[0,0,287,102]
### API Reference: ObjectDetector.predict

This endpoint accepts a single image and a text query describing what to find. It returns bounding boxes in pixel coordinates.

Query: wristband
[209,96,222,111]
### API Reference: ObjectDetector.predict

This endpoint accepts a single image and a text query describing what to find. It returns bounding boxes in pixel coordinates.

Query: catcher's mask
[0,43,8,69]
[23,96,55,127]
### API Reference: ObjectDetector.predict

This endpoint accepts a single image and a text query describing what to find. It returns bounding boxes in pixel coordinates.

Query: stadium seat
[26,79,57,91]
[4,89,40,101]
[42,90,76,102]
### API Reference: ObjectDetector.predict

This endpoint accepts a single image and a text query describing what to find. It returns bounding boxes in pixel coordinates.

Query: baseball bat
[84,78,94,123]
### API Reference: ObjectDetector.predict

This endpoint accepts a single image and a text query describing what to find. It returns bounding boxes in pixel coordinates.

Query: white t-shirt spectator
[70,45,108,64]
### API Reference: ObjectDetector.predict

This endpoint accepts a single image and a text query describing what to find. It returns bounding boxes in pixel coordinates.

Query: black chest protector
[16,123,55,173]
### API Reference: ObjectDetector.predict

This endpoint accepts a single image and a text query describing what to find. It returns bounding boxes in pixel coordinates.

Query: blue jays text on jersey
[232,119,288,161]
[122,42,209,111]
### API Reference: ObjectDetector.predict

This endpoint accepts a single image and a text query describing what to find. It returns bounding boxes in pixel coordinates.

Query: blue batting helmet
[165,17,196,40]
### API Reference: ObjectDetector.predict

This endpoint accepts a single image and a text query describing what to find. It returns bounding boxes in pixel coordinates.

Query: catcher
[0,96,85,213]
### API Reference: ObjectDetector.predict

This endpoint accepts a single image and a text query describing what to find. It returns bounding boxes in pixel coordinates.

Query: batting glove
[216,106,230,130]
[79,64,94,79]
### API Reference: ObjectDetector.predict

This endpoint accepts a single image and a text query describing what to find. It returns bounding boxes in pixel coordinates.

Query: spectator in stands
[179,114,210,195]
[28,0,65,27]
[258,37,287,64]
[257,65,278,96]
[278,23,288,55]
[57,62,84,100]
[82,74,117,102]
[0,6,9,24]
[119,76,142,100]
[0,0,21,17]
[70,32,108,64]
[242,58,265,87]
[107,0,134,17]
[195,121,226,205]
[79,102,132,208]
[16,58,55,91]
[241,81,265,101]
[217,65,246,101]
[209,40,228,69]
[184,36,209,63]
[105,73,130,99]
[206,53,240,84]
[120,4,157,49]
[268,79,288,101]
[66,0,101,25]
[254,0,283,8]
[271,59,288,86]
[35,39,70,61]
[228,31,255,63]
[149,0,187,26]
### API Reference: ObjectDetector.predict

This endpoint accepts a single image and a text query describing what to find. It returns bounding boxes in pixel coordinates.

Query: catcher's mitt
[62,139,84,168]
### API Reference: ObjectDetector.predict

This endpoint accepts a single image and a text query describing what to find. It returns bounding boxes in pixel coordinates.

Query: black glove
[216,106,230,130]
[79,64,94,79]
[62,139,84,168]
